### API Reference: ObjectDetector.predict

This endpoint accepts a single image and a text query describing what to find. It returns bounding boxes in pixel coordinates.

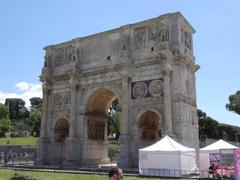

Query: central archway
[83,88,119,166]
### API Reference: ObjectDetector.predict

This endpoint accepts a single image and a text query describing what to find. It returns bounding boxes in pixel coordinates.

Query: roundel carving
[149,80,163,96]
[132,82,148,98]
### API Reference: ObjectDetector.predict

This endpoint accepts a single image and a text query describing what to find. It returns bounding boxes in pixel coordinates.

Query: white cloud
[0,82,42,108]
[15,82,30,91]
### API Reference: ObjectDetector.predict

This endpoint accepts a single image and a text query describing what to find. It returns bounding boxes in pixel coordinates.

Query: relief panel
[52,91,71,115]
[87,120,105,140]
[54,45,76,67]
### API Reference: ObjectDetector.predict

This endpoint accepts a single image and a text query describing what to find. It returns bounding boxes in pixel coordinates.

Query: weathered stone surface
[37,12,199,168]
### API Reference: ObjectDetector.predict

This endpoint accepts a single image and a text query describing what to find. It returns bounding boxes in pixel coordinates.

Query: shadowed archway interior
[139,111,161,148]
[54,118,69,142]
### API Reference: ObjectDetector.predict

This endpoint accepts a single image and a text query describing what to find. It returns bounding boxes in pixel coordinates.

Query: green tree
[5,98,27,121]
[28,97,42,137]
[198,109,240,142]
[5,98,30,137]
[226,90,240,115]
[29,97,42,110]
[29,109,41,137]
[0,103,11,137]
[108,99,120,140]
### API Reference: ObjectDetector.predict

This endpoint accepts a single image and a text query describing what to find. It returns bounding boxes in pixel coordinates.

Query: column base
[117,134,129,168]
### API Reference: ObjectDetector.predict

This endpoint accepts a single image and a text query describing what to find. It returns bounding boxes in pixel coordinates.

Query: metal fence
[0,144,36,166]
[139,168,236,179]
[0,151,36,166]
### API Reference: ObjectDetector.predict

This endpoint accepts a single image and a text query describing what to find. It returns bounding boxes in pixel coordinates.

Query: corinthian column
[118,76,129,167]
[163,69,174,136]
[69,82,77,137]
[63,79,79,167]
[40,84,49,138]
[120,76,129,134]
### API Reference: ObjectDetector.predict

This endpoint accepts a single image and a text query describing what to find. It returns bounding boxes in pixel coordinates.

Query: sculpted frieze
[134,27,147,49]
[159,29,169,42]
[131,96,163,105]
[148,26,156,41]
[52,91,71,115]
[134,24,170,50]
[53,73,70,83]
[181,26,192,51]
[54,45,76,67]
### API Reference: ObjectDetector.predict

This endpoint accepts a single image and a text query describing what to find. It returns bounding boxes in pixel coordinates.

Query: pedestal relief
[87,120,105,140]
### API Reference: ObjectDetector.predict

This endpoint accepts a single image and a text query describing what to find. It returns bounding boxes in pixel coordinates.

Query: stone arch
[81,85,122,113]
[53,118,69,164]
[54,118,69,142]
[82,87,120,165]
[137,108,162,148]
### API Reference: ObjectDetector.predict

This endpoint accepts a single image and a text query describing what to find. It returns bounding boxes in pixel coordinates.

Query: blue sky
[0,0,239,126]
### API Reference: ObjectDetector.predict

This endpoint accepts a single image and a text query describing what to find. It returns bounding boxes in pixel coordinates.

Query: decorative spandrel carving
[54,45,76,67]
[149,80,163,96]
[87,120,105,140]
[132,82,148,98]
[181,26,192,50]
[132,78,164,99]
[134,27,147,49]
[53,91,71,114]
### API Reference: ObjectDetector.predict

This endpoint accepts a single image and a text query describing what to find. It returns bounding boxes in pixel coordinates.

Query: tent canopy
[200,139,238,151]
[139,135,197,177]
[199,139,239,178]
[140,135,195,152]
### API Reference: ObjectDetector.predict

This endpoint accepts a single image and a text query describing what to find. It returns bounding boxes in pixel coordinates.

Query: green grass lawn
[0,137,119,149]
[0,169,187,180]
[0,137,38,146]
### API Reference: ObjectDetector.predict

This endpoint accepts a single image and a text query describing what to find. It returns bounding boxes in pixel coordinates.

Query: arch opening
[85,88,117,141]
[84,88,120,166]
[53,118,69,164]
[54,118,69,142]
[138,111,161,148]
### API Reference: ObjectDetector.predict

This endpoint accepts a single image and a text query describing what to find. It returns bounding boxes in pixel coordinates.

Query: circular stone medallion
[132,82,148,98]
[149,80,163,96]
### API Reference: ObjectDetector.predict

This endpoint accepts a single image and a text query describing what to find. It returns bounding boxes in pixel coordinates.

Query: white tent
[199,139,239,177]
[139,135,197,177]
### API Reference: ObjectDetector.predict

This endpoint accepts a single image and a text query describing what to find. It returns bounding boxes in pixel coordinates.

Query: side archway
[54,118,69,142]
[53,118,69,164]
[138,110,162,148]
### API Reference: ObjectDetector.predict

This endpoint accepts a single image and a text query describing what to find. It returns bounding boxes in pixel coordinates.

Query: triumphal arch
[37,12,199,167]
